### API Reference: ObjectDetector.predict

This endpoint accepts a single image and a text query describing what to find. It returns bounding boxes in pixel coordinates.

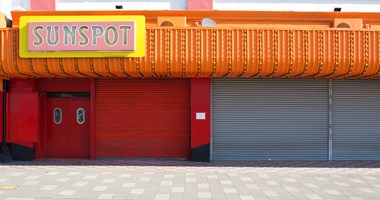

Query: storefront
[1,10,380,161]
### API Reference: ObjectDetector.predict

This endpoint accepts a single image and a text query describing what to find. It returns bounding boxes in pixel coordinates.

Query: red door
[45,95,90,158]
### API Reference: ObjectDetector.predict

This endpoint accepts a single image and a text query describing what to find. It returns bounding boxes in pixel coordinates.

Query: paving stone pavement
[0,159,380,200]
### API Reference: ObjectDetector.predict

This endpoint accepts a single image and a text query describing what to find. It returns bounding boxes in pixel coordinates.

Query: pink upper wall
[30,0,55,10]
[188,0,213,10]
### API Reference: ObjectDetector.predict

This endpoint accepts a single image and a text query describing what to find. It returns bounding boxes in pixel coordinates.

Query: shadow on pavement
[1,159,380,168]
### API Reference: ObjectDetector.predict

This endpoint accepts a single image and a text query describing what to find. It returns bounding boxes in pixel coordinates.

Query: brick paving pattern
[0,160,380,199]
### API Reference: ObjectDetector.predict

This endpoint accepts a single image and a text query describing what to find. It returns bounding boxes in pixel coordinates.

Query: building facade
[1,0,380,161]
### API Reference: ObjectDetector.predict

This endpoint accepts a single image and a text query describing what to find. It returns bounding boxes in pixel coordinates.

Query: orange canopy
[1,11,380,79]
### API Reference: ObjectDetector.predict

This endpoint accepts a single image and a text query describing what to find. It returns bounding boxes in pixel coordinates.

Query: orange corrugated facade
[1,11,380,79]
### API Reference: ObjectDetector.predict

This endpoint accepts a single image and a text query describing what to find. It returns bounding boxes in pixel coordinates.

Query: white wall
[214,0,380,12]
[2,0,379,16]
[0,0,30,20]
[56,0,187,10]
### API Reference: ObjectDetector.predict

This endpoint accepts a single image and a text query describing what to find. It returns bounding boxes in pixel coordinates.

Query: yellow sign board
[20,15,146,58]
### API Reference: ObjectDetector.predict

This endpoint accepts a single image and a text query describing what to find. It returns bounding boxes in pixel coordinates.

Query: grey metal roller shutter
[332,80,380,160]
[212,79,328,160]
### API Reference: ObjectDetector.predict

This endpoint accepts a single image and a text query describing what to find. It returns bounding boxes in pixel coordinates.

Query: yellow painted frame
[19,15,146,58]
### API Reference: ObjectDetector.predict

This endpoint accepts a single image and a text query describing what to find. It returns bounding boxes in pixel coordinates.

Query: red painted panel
[188,0,213,10]
[30,0,55,11]
[191,78,211,148]
[45,97,90,158]
[96,79,190,158]
[8,92,38,143]
[10,79,36,92]
[37,79,90,92]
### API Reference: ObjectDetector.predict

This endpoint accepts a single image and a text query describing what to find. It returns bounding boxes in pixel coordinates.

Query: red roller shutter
[95,79,190,158]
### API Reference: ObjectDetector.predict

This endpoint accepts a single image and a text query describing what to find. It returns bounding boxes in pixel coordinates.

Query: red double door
[45,96,90,158]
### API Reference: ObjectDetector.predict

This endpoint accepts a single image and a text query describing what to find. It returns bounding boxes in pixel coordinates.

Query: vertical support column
[0,80,12,162]
[1,81,5,152]
[191,78,211,161]
[328,80,333,160]
[90,78,96,160]
[30,0,55,10]
[36,92,46,159]
[188,0,213,10]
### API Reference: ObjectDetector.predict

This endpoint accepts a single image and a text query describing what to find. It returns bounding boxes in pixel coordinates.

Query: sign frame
[19,15,146,58]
